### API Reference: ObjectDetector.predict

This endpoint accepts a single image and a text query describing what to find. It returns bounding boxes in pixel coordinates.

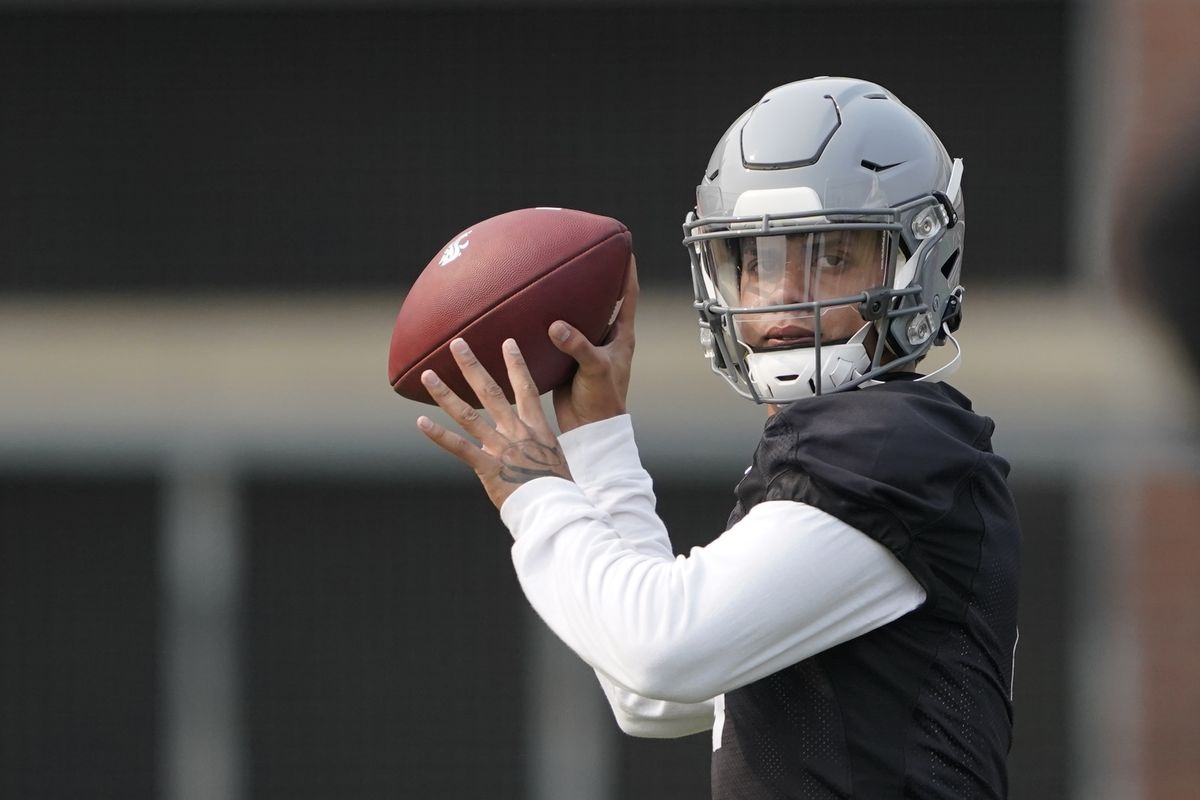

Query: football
[388,207,632,408]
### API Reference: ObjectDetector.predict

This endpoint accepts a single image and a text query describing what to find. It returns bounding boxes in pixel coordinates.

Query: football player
[416,77,1020,799]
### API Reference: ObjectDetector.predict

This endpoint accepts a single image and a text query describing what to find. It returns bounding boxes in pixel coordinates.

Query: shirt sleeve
[596,674,716,738]
[560,416,713,736]
[500,476,927,705]
[557,414,673,560]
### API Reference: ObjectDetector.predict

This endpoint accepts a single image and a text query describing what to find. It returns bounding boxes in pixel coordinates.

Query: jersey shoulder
[764,379,1002,486]
[739,380,1009,561]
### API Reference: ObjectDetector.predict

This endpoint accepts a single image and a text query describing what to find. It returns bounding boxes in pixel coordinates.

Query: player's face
[734,230,886,349]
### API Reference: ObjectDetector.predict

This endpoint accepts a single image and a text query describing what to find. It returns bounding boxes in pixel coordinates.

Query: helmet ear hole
[940,251,960,281]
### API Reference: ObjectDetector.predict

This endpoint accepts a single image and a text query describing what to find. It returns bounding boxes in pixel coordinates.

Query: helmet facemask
[686,208,911,403]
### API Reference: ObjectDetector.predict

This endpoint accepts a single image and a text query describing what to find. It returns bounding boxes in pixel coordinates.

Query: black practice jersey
[711,378,1020,799]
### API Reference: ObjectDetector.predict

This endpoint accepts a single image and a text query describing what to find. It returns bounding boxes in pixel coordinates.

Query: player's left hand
[549,254,639,433]
[416,337,573,510]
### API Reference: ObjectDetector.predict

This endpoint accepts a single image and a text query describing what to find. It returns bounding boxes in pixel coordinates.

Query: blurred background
[2,0,1198,798]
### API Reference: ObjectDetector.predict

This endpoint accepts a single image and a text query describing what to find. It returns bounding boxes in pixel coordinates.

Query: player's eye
[815,252,848,271]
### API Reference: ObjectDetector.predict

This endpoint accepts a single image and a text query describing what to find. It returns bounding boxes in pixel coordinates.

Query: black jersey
[711,379,1020,799]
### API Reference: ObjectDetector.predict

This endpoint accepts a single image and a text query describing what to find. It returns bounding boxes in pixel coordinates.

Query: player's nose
[764,268,812,305]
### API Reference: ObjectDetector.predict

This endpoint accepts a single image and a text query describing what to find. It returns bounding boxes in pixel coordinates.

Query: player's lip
[762,324,816,347]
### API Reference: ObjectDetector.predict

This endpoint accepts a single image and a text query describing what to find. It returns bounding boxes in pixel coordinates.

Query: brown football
[388,207,631,408]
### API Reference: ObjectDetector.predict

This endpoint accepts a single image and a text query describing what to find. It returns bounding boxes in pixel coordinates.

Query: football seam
[391,226,629,390]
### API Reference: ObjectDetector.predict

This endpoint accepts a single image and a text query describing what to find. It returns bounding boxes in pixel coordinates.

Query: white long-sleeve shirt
[499,414,925,739]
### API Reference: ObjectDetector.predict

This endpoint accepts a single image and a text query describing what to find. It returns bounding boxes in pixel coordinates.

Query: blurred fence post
[162,461,243,800]
[526,610,615,800]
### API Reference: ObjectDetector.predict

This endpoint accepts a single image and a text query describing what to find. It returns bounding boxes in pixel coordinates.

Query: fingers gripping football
[551,255,639,433]
[417,338,572,509]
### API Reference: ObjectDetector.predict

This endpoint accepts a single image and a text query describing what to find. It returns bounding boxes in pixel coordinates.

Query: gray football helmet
[683,77,966,404]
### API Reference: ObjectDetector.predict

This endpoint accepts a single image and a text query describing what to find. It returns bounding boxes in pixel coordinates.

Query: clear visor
[703,229,889,349]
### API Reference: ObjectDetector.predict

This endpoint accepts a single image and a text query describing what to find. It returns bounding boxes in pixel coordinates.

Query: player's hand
[416,337,573,510]
[550,254,639,433]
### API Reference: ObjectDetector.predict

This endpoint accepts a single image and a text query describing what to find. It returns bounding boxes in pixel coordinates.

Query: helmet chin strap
[744,326,960,402]
[914,326,962,384]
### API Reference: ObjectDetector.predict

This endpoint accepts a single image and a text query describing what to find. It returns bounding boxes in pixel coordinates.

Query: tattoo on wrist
[498,440,566,485]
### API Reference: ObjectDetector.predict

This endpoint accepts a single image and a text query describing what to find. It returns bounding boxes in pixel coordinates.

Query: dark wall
[0,2,1067,292]
[0,476,160,800]
[0,469,1070,799]
[245,479,528,799]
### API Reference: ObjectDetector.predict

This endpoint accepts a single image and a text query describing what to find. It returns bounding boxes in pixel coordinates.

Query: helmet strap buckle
[936,286,965,342]
[931,191,959,228]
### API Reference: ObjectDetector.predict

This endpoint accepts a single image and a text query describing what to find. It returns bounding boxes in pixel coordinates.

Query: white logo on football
[607,297,624,325]
[439,230,472,266]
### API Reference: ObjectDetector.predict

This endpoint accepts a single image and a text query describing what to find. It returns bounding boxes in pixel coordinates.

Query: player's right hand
[550,254,638,433]
[417,337,573,511]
